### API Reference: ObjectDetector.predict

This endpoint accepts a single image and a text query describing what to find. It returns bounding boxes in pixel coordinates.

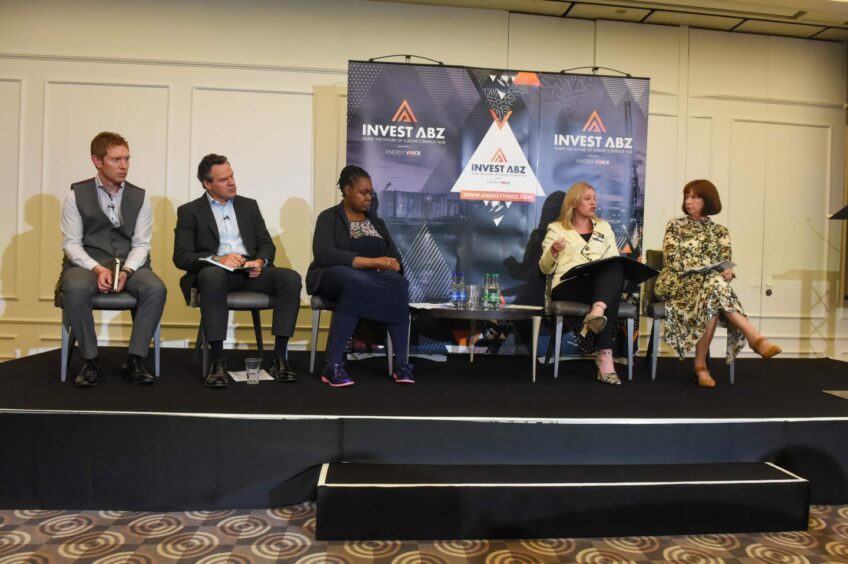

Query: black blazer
[173,194,276,304]
[305,203,402,295]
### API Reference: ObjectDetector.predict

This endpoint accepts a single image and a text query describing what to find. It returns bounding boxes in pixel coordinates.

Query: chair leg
[651,318,661,381]
[469,319,476,363]
[627,318,634,381]
[154,323,161,377]
[310,309,321,374]
[201,326,209,379]
[194,324,203,362]
[730,358,735,384]
[553,316,563,379]
[251,310,263,357]
[61,321,72,383]
[386,330,393,375]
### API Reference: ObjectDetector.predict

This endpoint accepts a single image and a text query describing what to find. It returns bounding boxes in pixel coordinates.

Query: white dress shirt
[60,174,152,272]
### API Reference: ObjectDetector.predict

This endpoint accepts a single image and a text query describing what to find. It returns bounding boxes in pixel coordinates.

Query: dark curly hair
[337,165,370,195]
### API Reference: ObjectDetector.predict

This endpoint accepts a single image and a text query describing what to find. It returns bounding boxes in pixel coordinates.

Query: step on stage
[0,349,846,519]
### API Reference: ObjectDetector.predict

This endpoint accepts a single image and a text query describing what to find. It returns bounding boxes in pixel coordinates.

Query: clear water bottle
[482,274,492,309]
[456,272,467,308]
[449,272,464,309]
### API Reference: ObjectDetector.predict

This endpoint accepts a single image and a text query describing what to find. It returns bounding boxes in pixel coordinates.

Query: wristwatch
[211,255,221,262]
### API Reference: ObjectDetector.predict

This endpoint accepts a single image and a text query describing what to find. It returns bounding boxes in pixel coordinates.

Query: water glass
[466,284,481,309]
[245,357,261,385]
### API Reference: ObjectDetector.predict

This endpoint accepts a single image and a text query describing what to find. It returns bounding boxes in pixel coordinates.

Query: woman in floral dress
[655,180,781,387]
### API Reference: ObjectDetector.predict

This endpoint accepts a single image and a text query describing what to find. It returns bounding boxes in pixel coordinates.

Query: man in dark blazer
[173,154,302,387]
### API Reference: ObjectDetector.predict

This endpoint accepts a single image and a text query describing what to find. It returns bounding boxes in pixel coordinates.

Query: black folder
[560,256,659,285]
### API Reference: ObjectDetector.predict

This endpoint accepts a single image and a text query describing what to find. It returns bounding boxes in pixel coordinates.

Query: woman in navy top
[306,166,412,387]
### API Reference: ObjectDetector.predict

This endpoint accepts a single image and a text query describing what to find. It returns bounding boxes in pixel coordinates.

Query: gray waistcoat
[67,180,150,270]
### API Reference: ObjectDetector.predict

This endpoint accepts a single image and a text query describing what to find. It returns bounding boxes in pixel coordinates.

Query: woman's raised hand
[550,237,567,258]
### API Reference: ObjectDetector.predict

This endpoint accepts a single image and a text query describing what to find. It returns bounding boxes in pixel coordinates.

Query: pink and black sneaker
[321,363,354,387]
[392,362,415,384]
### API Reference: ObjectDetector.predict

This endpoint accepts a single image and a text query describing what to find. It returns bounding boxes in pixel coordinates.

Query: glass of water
[245,357,261,385]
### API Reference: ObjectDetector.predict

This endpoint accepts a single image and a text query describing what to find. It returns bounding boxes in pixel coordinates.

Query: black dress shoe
[205,359,230,388]
[121,355,155,385]
[74,359,102,387]
[268,356,297,382]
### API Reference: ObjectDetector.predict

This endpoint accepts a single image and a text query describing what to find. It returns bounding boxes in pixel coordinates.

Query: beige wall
[0,0,845,360]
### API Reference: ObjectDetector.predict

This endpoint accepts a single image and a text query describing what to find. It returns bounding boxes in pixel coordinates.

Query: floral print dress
[654,216,746,363]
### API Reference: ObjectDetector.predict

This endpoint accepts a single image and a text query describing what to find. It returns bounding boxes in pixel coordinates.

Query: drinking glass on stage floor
[245,358,261,385]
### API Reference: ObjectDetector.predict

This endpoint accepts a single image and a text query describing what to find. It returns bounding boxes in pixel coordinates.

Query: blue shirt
[206,193,248,257]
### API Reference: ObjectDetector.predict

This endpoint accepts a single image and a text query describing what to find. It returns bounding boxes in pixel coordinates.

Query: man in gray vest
[60,132,167,387]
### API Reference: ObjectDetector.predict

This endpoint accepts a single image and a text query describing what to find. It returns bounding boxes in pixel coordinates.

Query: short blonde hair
[556,181,597,229]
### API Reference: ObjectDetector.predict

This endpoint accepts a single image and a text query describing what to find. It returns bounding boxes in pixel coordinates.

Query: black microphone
[223,215,230,220]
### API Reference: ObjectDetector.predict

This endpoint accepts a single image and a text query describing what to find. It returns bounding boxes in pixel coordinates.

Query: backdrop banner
[347,61,650,355]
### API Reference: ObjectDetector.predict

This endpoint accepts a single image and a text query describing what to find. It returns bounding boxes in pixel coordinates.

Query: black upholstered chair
[309,295,393,375]
[57,292,161,382]
[643,249,735,383]
[545,275,638,381]
[192,290,275,377]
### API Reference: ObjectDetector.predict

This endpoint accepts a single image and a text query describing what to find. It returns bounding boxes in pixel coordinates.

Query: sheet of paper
[228,369,274,382]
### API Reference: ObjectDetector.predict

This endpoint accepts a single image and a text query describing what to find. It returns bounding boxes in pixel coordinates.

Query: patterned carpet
[0,503,846,563]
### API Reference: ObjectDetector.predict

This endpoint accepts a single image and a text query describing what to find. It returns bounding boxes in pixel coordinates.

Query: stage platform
[0,348,847,510]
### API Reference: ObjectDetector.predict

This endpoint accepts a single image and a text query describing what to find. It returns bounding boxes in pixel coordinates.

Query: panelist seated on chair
[305,165,413,388]
[538,181,625,386]
[60,131,167,387]
[654,179,781,388]
[173,153,302,388]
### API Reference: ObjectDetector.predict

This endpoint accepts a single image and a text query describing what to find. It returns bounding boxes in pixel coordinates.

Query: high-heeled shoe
[595,351,621,385]
[694,365,716,388]
[750,336,781,359]
[580,313,608,338]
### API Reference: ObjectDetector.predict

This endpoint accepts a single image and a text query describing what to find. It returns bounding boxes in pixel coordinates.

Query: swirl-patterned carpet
[0,503,846,562]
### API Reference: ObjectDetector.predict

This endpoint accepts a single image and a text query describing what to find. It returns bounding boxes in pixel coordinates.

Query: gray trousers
[61,266,167,359]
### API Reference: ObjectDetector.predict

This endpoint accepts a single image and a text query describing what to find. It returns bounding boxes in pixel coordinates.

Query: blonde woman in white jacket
[539,182,625,385]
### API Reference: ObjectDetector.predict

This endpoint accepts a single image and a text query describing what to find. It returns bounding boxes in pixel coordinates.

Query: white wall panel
[596,21,680,96]
[689,30,768,100]
[761,123,830,325]
[508,14,594,73]
[727,120,767,320]
[685,116,712,190]
[40,82,169,298]
[190,87,314,286]
[643,114,678,253]
[767,36,845,106]
[0,80,21,302]
[0,0,509,71]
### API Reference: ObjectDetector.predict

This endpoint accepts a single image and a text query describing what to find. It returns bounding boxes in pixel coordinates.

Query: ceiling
[376,0,848,41]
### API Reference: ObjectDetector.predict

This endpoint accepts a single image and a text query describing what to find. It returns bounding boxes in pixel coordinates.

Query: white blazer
[539,217,620,285]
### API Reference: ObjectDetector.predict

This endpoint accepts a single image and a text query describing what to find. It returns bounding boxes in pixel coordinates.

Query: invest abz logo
[391,100,417,123]
[491,148,508,163]
[359,98,445,143]
[582,110,607,133]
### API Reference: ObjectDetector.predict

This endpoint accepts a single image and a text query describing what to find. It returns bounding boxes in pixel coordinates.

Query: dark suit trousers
[62,266,167,359]
[196,266,302,342]
[551,260,624,349]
